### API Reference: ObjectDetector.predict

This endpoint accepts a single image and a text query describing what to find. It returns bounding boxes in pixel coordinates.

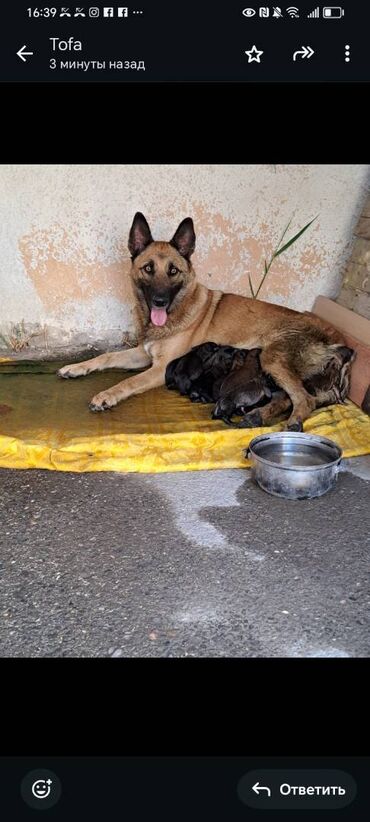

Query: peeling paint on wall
[19,230,130,307]
[1,164,369,350]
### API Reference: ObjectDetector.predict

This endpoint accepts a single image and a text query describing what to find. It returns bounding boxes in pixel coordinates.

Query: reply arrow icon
[17,45,34,62]
[293,46,314,61]
[252,782,272,797]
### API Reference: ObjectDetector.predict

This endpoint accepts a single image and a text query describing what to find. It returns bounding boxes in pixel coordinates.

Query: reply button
[237,769,357,810]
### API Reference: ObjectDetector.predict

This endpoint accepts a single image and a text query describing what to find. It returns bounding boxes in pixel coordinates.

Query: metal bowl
[245,432,343,500]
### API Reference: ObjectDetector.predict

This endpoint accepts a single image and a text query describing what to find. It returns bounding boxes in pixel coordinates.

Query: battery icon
[323,6,344,17]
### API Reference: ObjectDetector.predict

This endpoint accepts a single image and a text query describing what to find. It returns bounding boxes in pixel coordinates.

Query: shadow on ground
[0,460,369,657]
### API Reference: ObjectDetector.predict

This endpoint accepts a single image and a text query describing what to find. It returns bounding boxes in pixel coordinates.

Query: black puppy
[188,346,247,402]
[165,344,216,396]
[165,343,247,402]
[212,348,277,423]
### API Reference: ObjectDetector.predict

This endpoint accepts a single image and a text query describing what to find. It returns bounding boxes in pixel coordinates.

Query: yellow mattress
[0,360,370,473]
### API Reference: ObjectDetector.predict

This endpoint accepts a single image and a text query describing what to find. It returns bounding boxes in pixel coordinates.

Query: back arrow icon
[252,782,272,797]
[293,46,314,61]
[17,45,34,62]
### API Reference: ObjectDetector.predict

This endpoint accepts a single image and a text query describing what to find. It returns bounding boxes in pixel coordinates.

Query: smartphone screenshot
[0,1,368,815]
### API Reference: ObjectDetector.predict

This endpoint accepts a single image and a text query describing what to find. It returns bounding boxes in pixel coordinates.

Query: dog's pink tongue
[150,308,167,326]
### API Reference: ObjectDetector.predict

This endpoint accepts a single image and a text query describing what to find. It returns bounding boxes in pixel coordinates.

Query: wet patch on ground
[0,462,369,657]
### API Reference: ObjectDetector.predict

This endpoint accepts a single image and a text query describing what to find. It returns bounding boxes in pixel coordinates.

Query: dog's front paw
[89,390,118,412]
[58,363,90,379]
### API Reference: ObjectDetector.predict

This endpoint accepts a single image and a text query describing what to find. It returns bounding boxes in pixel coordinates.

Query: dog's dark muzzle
[138,282,183,326]
[152,294,170,309]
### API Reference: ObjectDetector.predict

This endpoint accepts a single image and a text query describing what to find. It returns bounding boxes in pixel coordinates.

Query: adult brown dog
[58,212,349,430]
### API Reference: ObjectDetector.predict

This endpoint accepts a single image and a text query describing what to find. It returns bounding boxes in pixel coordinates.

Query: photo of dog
[58,212,353,431]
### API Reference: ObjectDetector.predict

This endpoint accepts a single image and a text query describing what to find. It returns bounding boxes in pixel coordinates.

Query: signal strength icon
[286,6,299,17]
[307,6,320,16]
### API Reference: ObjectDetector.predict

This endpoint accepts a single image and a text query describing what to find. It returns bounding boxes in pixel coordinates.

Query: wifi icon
[286,6,299,16]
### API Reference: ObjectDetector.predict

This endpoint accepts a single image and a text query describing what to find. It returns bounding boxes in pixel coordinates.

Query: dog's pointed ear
[128,212,153,259]
[170,218,196,260]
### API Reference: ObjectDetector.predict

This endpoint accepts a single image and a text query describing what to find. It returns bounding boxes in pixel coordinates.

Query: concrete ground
[0,457,369,658]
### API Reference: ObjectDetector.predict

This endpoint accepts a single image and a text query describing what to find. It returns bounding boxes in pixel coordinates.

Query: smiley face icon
[32,779,52,799]
[21,770,61,810]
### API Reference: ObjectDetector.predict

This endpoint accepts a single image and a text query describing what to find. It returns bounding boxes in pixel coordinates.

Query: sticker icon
[21,770,62,811]
[32,779,52,800]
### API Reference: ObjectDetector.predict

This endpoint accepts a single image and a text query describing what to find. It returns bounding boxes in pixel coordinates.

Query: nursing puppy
[187,346,249,403]
[212,348,277,422]
[165,342,238,400]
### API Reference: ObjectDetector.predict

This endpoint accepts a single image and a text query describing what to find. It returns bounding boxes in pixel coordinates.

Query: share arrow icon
[252,782,272,797]
[293,45,315,61]
[17,45,34,62]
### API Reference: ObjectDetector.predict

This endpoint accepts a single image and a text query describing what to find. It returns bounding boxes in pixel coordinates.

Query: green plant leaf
[274,216,318,258]
[276,218,293,251]
[252,214,318,299]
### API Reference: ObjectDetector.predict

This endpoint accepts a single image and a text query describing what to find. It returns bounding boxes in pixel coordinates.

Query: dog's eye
[169,267,179,277]
[144,264,153,274]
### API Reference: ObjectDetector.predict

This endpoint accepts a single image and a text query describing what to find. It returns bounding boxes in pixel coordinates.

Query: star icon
[245,45,264,63]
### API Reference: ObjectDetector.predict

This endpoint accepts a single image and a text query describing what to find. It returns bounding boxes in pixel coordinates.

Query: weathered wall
[0,164,369,353]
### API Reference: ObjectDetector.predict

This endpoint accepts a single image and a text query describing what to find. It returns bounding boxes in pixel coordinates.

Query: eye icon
[242,8,256,16]
[31,779,52,799]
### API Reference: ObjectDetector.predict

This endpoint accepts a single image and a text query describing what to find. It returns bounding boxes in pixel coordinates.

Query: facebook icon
[103,7,114,16]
